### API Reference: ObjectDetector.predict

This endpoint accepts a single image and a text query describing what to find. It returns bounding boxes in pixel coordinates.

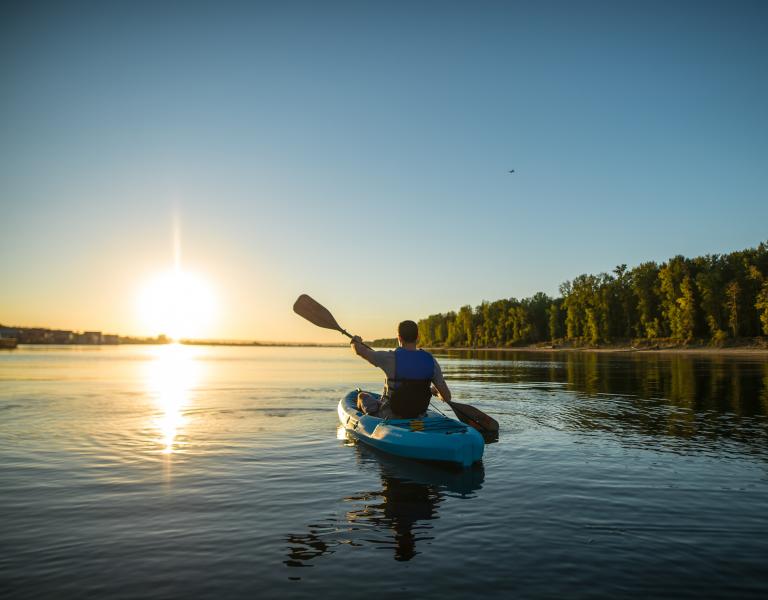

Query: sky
[1,0,767,342]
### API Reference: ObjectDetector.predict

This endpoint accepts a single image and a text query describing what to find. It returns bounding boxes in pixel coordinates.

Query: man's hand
[349,335,377,365]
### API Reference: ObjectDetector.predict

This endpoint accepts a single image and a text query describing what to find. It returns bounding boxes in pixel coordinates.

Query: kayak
[338,390,485,468]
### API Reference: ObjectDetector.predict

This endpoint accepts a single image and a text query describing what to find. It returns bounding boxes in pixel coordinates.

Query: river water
[1,345,767,599]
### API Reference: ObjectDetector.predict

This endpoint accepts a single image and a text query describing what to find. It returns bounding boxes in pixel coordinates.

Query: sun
[137,269,218,340]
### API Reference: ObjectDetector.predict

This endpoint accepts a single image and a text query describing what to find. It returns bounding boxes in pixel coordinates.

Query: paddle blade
[447,400,500,436]
[293,294,343,332]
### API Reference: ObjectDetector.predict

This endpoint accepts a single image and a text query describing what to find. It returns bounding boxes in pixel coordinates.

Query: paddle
[292,294,499,435]
[432,390,500,436]
[292,293,365,345]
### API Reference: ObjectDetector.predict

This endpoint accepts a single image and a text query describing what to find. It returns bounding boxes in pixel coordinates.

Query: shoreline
[426,345,768,356]
[6,342,768,357]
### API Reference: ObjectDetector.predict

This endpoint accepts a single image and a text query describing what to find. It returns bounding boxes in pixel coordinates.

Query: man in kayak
[350,320,451,419]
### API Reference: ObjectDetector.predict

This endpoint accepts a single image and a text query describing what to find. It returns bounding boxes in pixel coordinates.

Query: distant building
[50,330,74,344]
[2,326,135,345]
[79,331,102,345]
[22,328,48,344]
[0,326,18,339]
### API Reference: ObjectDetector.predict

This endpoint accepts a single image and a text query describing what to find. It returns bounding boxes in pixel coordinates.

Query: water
[1,345,768,599]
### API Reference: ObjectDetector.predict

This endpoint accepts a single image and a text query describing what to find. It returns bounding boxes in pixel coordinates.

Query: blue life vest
[386,348,435,418]
[393,348,435,380]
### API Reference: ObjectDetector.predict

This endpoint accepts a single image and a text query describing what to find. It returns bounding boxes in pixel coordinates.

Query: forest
[417,242,768,347]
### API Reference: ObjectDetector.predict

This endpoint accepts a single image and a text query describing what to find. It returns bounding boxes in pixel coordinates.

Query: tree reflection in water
[434,350,768,453]
[284,440,484,568]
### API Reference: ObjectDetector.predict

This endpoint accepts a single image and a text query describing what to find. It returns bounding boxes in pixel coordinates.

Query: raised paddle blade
[447,400,500,436]
[293,294,344,333]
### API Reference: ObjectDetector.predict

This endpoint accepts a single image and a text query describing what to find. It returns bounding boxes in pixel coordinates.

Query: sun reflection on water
[145,344,201,454]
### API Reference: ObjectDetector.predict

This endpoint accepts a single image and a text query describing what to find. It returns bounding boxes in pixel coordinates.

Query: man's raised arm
[350,335,378,366]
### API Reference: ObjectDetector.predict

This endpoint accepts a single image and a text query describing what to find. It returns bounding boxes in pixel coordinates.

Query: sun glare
[138,269,217,341]
[144,344,203,454]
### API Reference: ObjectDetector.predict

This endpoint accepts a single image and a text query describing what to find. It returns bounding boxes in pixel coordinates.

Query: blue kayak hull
[338,390,484,468]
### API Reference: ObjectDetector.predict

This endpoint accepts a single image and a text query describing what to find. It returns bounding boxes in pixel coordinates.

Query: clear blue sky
[1,1,767,341]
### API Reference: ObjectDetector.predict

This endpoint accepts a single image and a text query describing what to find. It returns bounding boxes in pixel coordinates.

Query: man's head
[397,320,419,345]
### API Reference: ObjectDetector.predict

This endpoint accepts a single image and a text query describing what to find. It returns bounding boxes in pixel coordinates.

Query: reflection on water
[3,346,768,599]
[438,350,768,415]
[285,435,484,568]
[435,350,768,455]
[144,344,202,454]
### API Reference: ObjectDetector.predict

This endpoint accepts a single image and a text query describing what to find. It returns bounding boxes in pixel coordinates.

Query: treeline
[370,338,398,348]
[418,242,768,347]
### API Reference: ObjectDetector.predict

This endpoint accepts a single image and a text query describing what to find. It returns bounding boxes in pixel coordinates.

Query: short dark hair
[398,320,419,343]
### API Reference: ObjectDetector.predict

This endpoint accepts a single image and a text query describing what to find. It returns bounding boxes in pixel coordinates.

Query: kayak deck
[338,390,484,467]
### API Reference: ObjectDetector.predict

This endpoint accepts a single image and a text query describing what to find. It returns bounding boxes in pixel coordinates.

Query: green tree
[457,305,474,346]
[611,264,634,339]
[676,276,696,342]
[725,280,741,338]
[509,304,532,344]
[445,311,461,346]
[631,262,662,338]
[695,256,726,342]
[559,280,581,340]
[411,240,768,348]
[756,280,768,335]
[547,300,564,340]
[748,264,768,336]
[659,257,696,341]
[523,292,552,342]
[563,274,608,343]
[585,308,600,345]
